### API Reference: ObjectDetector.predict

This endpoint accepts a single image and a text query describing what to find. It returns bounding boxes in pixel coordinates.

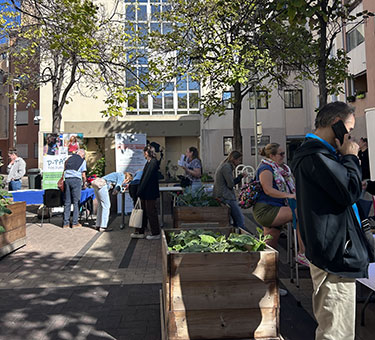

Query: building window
[34,143,38,159]
[250,91,268,109]
[284,90,303,109]
[222,91,234,109]
[223,137,233,156]
[16,144,28,159]
[16,110,29,125]
[251,136,270,156]
[346,23,364,52]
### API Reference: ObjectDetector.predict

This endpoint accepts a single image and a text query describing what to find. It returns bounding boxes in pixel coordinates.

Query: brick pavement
[1,206,374,340]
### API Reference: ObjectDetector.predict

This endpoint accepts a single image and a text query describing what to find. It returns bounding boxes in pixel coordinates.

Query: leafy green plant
[167,228,272,253]
[173,186,220,207]
[201,173,213,182]
[356,91,366,99]
[0,175,12,231]
[88,156,106,177]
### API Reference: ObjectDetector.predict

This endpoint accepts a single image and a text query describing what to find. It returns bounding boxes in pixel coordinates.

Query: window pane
[139,94,149,109]
[137,5,147,21]
[189,93,199,108]
[223,91,233,109]
[188,76,200,90]
[151,23,161,33]
[153,95,162,109]
[178,93,187,108]
[151,4,160,20]
[223,137,233,156]
[163,23,173,34]
[153,111,163,115]
[126,5,135,20]
[139,67,148,88]
[165,81,174,91]
[126,69,136,87]
[164,93,174,109]
[176,75,187,90]
[190,110,200,115]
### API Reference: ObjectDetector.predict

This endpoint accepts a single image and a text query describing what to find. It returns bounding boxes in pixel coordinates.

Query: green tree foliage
[275,0,373,108]
[0,0,146,132]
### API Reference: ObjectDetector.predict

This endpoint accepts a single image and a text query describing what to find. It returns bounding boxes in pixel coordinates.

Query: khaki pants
[310,263,356,340]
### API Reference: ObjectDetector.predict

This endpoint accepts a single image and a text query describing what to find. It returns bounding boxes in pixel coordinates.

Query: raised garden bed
[0,201,27,257]
[173,206,230,228]
[160,227,281,340]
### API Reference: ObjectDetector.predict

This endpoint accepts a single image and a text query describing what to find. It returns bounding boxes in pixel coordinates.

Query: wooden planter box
[173,206,230,228]
[0,201,27,257]
[161,228,281,340]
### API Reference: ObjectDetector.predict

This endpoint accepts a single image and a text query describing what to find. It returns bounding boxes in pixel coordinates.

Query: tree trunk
[318,2,328,109]
[52,98,61,133]
[233,82,243,154]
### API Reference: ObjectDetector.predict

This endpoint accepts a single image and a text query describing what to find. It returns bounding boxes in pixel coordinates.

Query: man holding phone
[292,102,370,340]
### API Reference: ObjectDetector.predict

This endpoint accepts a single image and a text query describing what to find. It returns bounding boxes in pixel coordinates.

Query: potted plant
[356,91,366,100]
[160,227,281,340]
[0,175,27,257]
[172,187,230,228]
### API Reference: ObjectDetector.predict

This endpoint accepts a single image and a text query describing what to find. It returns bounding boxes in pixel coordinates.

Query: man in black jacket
[292,102,369,340]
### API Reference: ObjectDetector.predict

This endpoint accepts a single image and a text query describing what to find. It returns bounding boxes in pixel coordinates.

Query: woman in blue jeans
[213,151,248,230]
[94,172,131,232]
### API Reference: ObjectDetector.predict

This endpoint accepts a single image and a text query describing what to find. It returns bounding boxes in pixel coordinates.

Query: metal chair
[41,189,63,227]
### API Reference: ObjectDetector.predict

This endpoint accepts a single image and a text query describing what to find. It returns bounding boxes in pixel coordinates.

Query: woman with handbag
[253,143,308,266]
[93,172,131,232]
[131,146,161,240]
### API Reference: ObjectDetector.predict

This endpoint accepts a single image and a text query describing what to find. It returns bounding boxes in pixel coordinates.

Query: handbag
[238,178,262,209]
[57,177,64,192]
[178,175,192,188]
[91,177,107,190]
[129,198,143,229]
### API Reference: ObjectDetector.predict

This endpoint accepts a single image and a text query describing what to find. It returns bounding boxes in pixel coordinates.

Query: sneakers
[72,223,82,228]
[96,227,113,232]
[62,224,70,228]
[146,234,161,240]
[296,253,310,267]
[131,233,146,239]
[280,288,288,297]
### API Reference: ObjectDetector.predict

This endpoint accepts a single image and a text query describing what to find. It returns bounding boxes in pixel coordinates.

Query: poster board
[42,133,83,189]
[115,133,147,213]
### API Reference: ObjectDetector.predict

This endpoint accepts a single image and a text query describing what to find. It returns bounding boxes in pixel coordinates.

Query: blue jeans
[94,186,111,228]
[223,199,247,230]
[64,178,82,225]
[9,180,22,191]
[191,180,202,194]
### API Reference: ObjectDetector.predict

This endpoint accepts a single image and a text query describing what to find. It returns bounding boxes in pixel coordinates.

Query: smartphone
[332,120,349,144]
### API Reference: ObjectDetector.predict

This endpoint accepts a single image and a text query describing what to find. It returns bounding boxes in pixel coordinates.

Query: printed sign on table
[115,133,147,213]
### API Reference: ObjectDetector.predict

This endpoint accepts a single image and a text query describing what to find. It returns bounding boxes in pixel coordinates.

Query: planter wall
[0,201,27,257]
[161,228,280,340]
[173,206,230,228]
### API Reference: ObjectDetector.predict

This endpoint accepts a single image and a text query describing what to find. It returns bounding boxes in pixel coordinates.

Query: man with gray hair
[292,102,370,340]
[7,148,26,191]
[63,148,87,228]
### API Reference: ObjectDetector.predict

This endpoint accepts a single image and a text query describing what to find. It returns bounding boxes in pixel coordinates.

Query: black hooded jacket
[291,138,369,278]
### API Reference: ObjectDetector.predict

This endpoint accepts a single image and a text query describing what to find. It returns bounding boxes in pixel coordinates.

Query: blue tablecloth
[10,188,95,205]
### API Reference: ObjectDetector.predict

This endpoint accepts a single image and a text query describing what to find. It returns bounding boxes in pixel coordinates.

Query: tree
[276,0,373,108]
[148,0,292,153]
[0,0,145,133]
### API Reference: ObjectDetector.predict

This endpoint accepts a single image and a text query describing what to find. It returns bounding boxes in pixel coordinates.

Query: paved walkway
[0,207,374,340]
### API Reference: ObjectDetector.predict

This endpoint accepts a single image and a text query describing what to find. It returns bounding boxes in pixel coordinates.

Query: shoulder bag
[91,177,107,190]
[57,176,64,192]
[129,198,143,229]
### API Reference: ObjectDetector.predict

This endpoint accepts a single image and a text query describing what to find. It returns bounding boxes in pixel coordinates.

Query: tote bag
[129,198,143,229]
[91,177,107,190]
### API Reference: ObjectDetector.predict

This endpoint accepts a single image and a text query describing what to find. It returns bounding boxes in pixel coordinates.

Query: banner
[115,133,147,213]
[42,133,83,189]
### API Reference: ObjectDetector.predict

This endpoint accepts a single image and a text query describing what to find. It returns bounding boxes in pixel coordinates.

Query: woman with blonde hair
[213,150,248,230]
[253,143,307,266]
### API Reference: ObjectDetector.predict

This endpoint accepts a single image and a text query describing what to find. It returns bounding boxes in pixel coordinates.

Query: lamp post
[11,79,21,148]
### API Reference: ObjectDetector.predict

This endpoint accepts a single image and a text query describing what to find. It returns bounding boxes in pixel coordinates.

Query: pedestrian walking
[292,102,370,340]
[63,149,87,228]
[7,148,26,191]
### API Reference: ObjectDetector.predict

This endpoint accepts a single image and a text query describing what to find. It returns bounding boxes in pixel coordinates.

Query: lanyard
[305,133,362,226]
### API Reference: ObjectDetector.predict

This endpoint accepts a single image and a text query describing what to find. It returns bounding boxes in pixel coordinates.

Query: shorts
[253,202,281,227]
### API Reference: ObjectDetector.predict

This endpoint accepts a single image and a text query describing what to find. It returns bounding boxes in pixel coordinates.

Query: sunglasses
[277,152,285,156]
